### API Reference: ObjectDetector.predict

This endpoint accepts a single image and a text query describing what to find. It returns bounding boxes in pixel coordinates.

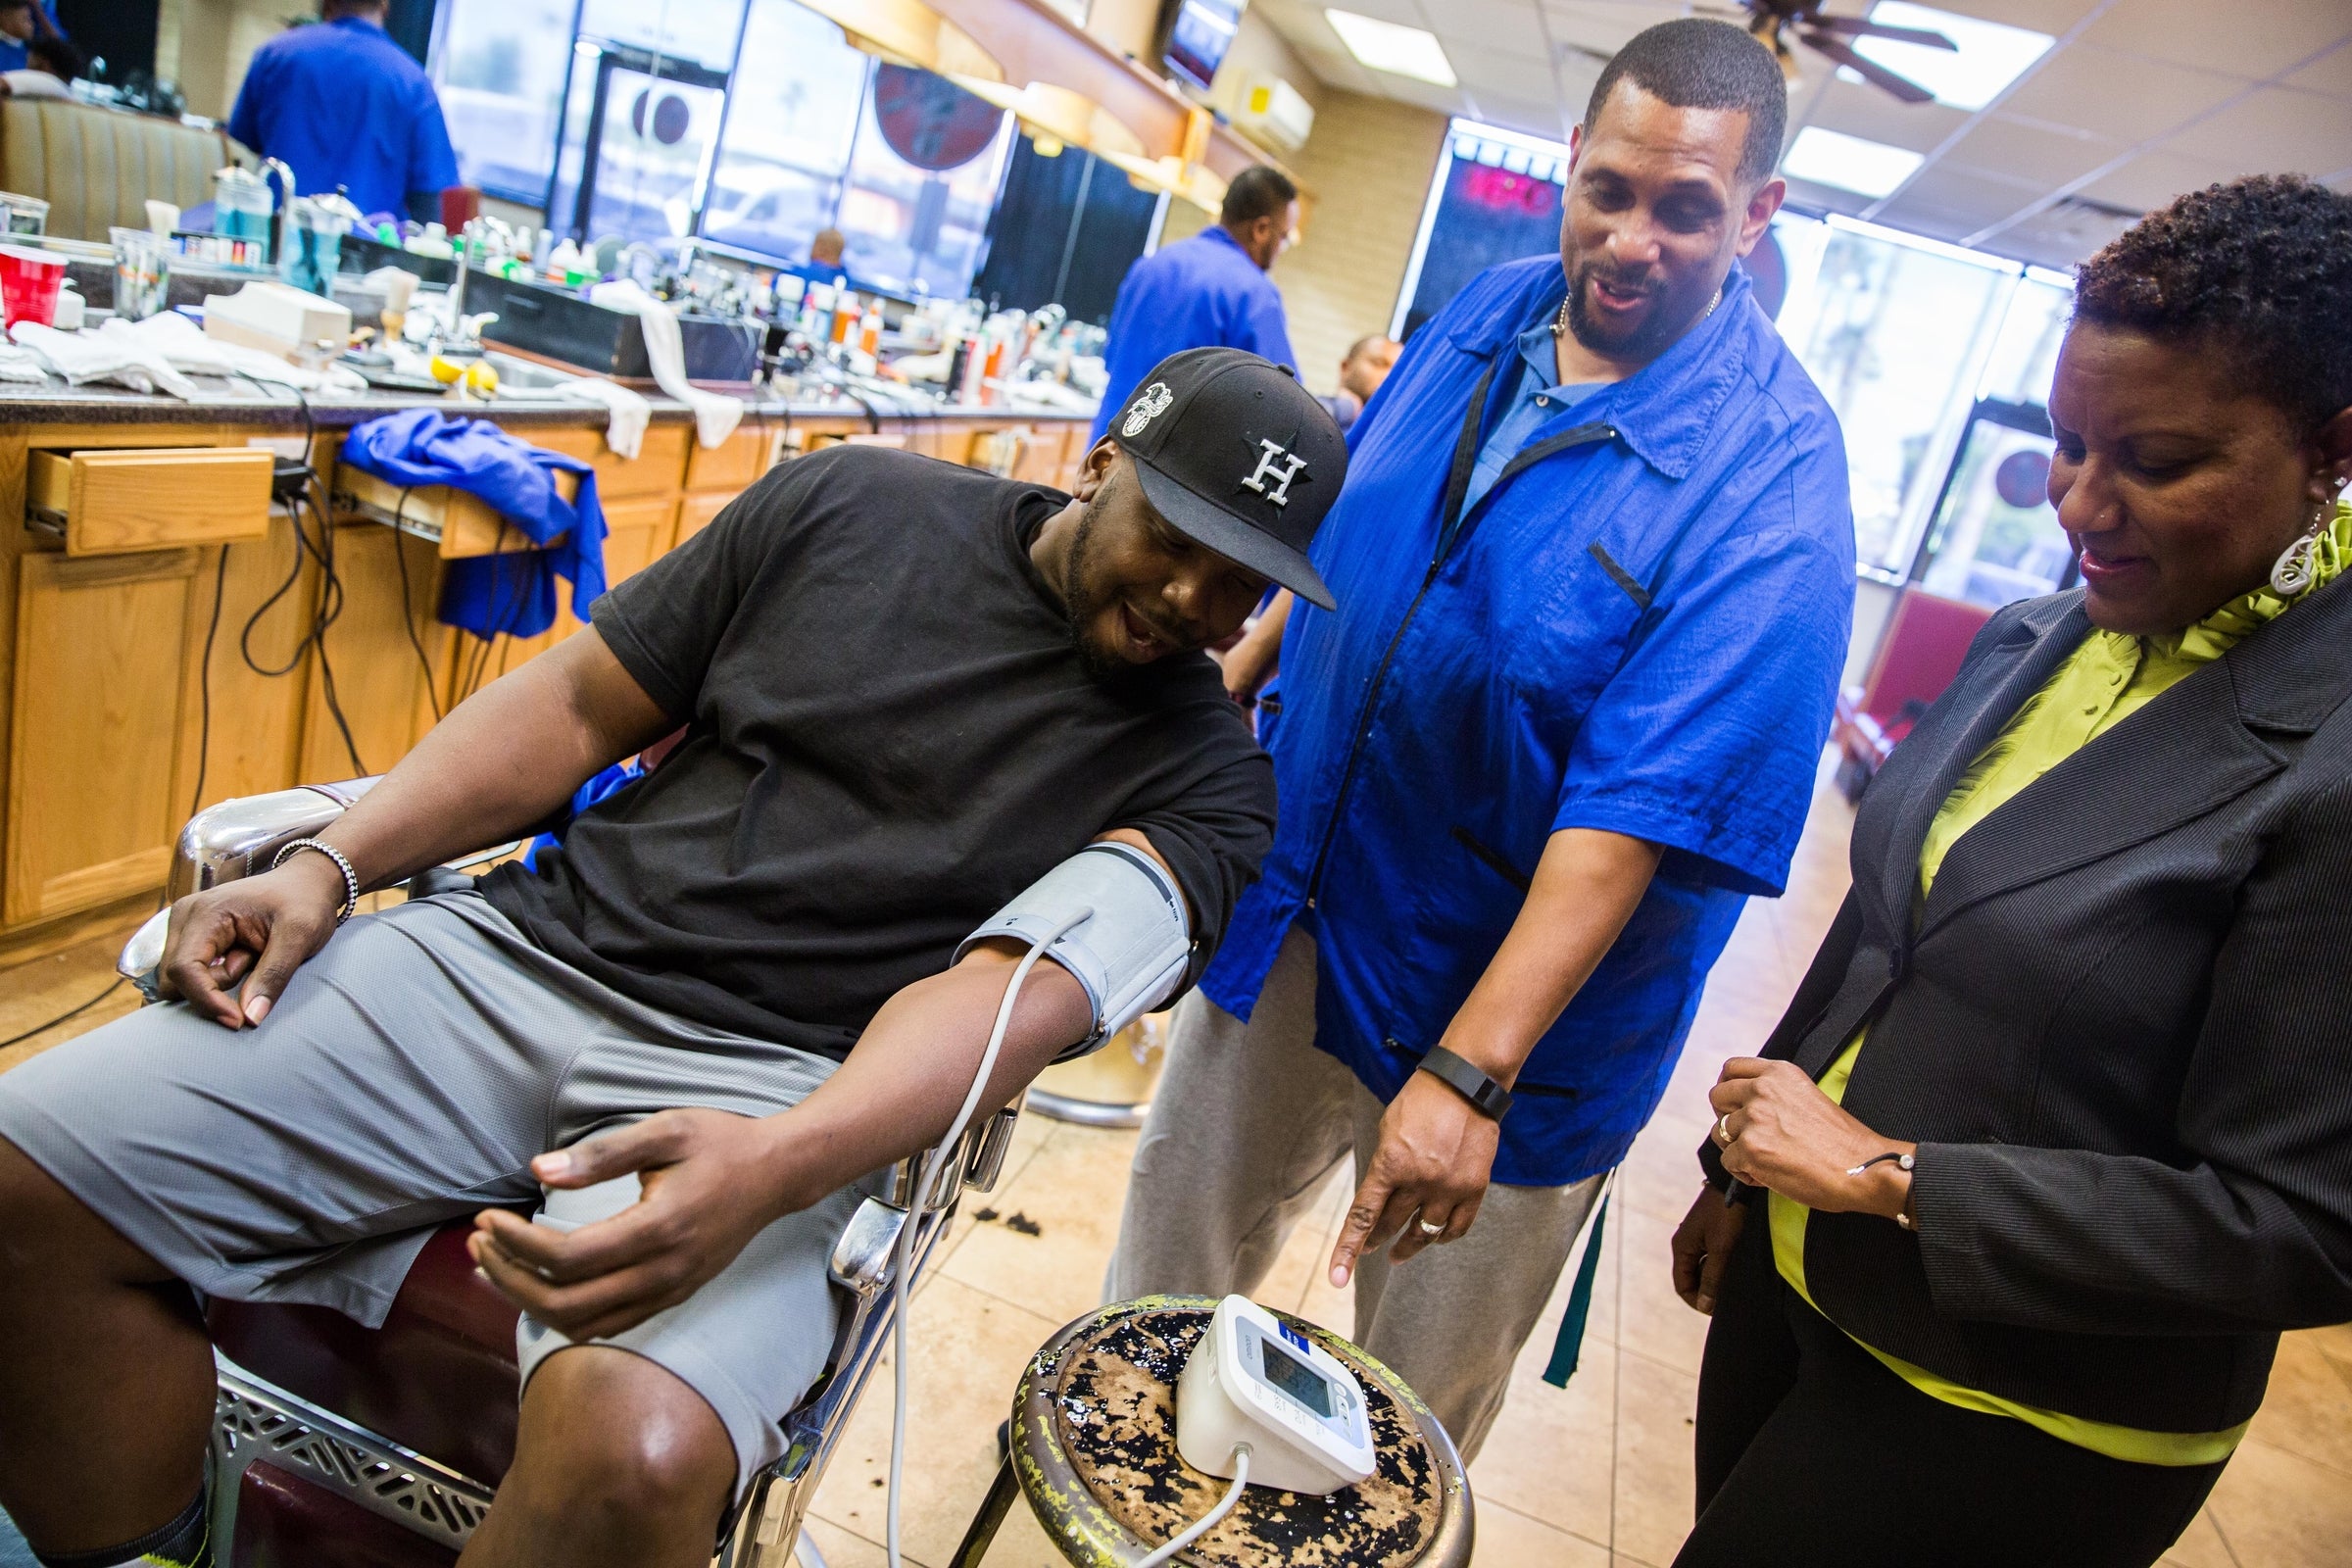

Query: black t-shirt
[478,444,1274,1060]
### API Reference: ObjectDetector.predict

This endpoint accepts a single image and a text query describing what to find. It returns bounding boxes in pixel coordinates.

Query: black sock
[30,1490,211,1568]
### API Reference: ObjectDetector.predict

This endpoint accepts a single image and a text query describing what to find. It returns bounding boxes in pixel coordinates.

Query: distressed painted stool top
[1007,1295,1474,1568]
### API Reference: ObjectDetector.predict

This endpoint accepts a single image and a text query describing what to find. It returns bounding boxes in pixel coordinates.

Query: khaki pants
[1106,931,1603,1460]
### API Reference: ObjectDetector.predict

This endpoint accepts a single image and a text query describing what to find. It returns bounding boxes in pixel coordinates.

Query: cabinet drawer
[532,421,690,499]
[336,465,580,560]
[26,447,274,557]
[684,423,783,492]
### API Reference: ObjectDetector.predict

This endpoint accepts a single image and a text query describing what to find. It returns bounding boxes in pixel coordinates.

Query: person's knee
[510,1348,736,1536]
[0,1136,155,1287]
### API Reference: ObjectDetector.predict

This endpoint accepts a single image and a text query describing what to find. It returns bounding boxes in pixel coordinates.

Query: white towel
[551,375,654,460]
[586,279,744,450]
[11,320,200,399]
[0,343,48,383]
[103,313,368,395]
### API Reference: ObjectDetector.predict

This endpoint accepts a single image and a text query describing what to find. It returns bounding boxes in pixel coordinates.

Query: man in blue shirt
[1109,20,1855,1458]
[1088,166,1299,446]
[228,0,460,222]
[0,3,62,75]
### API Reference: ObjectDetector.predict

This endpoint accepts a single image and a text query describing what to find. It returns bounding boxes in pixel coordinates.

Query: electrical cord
[0,977,126,1053]
[885,908,1088,1568]
[1132,1445,1252,1568]
[388,487,445,721]
[188,544,230,817]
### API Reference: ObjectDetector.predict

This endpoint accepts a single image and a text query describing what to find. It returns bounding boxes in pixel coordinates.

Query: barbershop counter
[0,377,1094,970]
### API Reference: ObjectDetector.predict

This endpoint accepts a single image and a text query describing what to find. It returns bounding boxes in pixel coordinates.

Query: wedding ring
[1716,1112,1737,1147]
[1417,1217,1445,1238]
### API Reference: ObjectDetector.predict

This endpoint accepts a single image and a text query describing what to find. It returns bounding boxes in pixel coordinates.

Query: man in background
[0,31,74,97]
[0,2,61,76]
[1089,166,1299,445]
[1316,332,1401,433]
[228,0,458,223]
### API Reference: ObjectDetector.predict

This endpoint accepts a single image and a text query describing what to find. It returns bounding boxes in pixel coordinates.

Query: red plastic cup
[0,245,65,328]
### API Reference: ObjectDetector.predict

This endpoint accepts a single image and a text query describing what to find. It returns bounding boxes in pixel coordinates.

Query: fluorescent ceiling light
[1782,126,1926,198]
[1325,9,1456,87]
[1852,2,2053,111]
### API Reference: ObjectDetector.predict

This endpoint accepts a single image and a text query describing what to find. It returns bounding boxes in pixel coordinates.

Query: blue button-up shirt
[228,18,459,220]
[1089,226,1296,445]
[1463,318,1602,513]
[1201,256,1854,1186]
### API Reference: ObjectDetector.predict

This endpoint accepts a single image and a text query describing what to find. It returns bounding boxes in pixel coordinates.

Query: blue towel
[340,409,610,641]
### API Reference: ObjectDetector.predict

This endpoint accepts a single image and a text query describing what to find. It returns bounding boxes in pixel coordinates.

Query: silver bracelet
[271,838,360,923]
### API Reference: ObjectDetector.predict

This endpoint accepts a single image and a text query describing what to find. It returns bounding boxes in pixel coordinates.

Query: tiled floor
[2,763,2350,1564]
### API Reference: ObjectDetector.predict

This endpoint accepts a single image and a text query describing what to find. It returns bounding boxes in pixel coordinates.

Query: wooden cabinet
[6,550,199,924]
[675,489,735,547]
[603,494,678,587]
[532,422,691,501]
[27,446,274,557]
[298,522,450,782]
[683,422,783,493]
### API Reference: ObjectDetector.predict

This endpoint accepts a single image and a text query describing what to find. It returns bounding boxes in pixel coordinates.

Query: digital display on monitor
[1163,0,1248,92]
[1258,1337,1334,1418]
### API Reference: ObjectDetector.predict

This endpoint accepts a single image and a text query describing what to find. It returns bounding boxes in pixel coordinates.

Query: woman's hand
[1708,1058,1913,1219]
[1671,1184,1746,1314]
[1327,1071,1500,1286]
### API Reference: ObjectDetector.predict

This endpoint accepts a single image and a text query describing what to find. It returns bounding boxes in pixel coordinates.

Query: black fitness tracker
[1416,1045,1513,1121]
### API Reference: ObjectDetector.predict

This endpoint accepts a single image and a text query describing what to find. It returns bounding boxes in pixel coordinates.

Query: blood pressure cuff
[955,842,1192,1060]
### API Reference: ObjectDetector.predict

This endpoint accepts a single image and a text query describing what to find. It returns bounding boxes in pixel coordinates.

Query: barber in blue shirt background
[1088,167,1299,446]
[227,0,459,223]
[1109,19,1854,1458]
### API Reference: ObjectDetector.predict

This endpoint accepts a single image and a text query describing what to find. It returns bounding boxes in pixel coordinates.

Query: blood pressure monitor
[1176,1296,1377,1495]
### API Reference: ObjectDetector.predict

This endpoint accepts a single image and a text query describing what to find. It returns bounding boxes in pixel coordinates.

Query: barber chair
[118,779,1021,1568]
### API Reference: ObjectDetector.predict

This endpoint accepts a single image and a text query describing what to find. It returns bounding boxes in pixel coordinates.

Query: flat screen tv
[1159,0,1248,92]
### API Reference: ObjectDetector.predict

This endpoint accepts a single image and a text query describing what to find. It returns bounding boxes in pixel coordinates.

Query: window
[575,0,746,70]
[702,0,1011,297]
[701,0,871,265]
[1772,215,2019,579]
[430,0,580,202]
[1392,123,1570,341]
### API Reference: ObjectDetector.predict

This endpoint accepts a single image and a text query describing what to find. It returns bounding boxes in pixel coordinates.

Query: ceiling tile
[1984,194,2140,263]
[1917,0,2101,33]
[1803,75,1972,154]
[2079,146,2248,211]
[1996,41,2244,142]
[1468,94,1577,140]
[1940,114,2127,188]
[2159,85,2352,179]
[1783,177,1880,218]
[1310,0,1426,27]
[1873,165,2042,228]
[1428,0,1550,55]
[2077,0,2352,82]
[1448,41,1562,105]
[2282,38,2352,98]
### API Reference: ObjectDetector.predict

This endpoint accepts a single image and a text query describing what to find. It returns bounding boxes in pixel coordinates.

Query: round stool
[948,1295,1474,1568]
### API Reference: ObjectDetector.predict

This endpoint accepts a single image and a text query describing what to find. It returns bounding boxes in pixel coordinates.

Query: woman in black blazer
[1668,175,2352,1568]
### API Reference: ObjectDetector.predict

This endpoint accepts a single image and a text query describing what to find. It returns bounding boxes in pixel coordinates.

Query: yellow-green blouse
[1771,503,2352,1466]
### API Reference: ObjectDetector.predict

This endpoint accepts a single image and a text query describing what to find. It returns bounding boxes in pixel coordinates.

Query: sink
[476,351,582,395]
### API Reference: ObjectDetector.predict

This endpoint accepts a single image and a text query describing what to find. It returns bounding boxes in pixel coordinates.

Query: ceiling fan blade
[1803,31,1937,102]
[1804,16,1958,50]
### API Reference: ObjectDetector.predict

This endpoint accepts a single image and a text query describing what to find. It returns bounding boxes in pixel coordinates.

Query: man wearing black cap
[0,350,1341,1568]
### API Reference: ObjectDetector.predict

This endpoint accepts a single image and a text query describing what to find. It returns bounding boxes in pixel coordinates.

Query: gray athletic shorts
[0,889,875,1497]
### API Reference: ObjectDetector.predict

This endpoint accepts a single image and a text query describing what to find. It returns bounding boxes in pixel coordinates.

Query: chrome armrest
[118,779,384,997]
[116,778,526,1000]
[825,1106,1021,1297]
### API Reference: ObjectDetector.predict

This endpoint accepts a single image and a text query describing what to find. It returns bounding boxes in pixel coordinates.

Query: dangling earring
[2271,493,2334,597]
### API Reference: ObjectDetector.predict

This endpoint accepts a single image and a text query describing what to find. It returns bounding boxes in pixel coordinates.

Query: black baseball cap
[1104,347,1346,611]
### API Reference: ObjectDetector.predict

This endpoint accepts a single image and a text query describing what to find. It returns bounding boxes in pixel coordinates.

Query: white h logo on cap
[1241,439,1307,508]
